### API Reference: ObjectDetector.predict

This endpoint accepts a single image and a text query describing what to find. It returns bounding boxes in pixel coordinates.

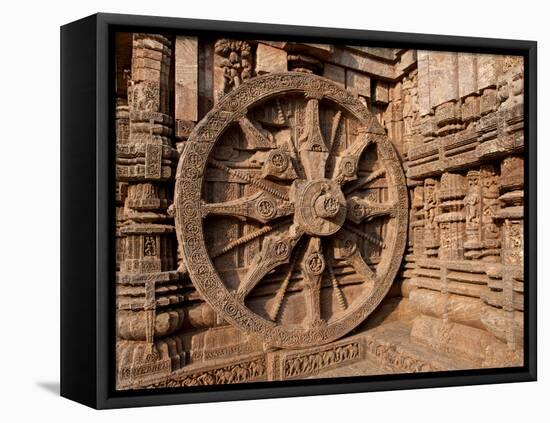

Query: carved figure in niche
[144,236,156,257]
[423,181,437,228]
[412,185,424,209]
[402,73,418,138]
[131,81,161,113]
[482,165,499,199]
[439,222,451,250]
[480,165,501,254]
[410,185,425,255]
[422,178,439,256]
[215,39,253,94]
[464,175,480,225]
[503,221,523,266]
[484,222,500,241]
[464,170,482,255]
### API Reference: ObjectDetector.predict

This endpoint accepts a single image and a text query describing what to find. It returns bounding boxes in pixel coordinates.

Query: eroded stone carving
[114,33,525,390]
[214,39,254,97]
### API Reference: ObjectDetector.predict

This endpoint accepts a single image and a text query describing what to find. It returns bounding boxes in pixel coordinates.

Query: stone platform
[133,320,477,390]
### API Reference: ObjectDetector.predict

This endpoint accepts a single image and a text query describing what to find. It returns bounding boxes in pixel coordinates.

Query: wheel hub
[293,179,347,237]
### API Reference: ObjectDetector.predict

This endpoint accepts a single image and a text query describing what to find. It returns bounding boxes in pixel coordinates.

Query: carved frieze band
[146,356,267,388]
[270,340,363,380]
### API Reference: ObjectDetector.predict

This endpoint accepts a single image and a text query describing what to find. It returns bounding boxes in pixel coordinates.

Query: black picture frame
[60,12,537,409]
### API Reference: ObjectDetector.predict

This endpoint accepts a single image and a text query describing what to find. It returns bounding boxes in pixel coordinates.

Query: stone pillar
[115,33,186,389]
[463,165,501,261]
[436,172,466,261]
[115,98,129,271]
[122,33,176,277]
[481,156,524,366]
[410,184,425,258]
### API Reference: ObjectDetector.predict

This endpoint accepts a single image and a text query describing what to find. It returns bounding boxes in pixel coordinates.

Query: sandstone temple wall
[114,34,524,390]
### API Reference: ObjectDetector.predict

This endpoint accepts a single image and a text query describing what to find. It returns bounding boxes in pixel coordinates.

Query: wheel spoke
[238,116,274,149]
[346,249,377,284]
[332,126,385,185]
[334,231,377,284]
[346,197,396,224]
[342,223,385,249]
[268,252,300,321]
[298,98,328,180]
[202,191,293,224]
[327,110,343,154]
[209,158,290,201]
[210,221,287,259]
[343,168,386,195]
[236,223,303,300]
[260,149,298,181]
[326,257,347,311]
[301,236,326,327]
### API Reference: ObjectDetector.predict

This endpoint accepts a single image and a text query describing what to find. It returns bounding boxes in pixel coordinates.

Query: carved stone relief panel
[113,32,525,390]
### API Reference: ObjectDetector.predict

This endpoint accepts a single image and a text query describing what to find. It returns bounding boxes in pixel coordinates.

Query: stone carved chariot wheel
[175,72,408,349]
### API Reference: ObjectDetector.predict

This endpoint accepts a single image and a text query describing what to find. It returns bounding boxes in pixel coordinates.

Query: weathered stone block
[175,36,199,122]
[477,54,497,90]
[410,289,485,329]
[331,46,395,79]
[410,315,501,364]
[458,53,478,98]
[428,51,459,108]
[346,69,370,97]
[374,80,389,104]
[256,43,287,74]
[480,87,498,115]
[396,49,417,75]
[417,51,431,115]
[322,63,345,87]
[461,95,480,124]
